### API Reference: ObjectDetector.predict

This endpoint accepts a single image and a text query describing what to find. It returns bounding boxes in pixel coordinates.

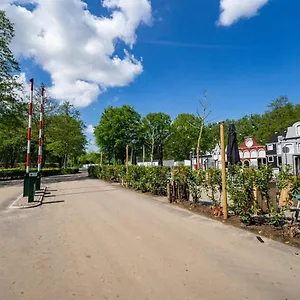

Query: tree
[78,152,100,165]
[0,11,20,109]
[0,106,27,167]
[46,102,87,167]
[141,112,171,164]
[94,106,141,164]
[195,92,212,167]
[164,114,199,161]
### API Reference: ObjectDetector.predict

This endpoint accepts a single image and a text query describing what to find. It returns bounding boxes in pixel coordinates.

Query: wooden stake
[100,152,103,166]
[220,121,228,220]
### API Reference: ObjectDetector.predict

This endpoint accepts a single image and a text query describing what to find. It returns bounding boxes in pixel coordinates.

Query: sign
[29,172,38,177]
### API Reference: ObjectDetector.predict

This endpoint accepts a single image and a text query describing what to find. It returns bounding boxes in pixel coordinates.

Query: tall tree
[94,106,141,164]
[141,112,171,163]
[164,114,199,161]
[0,11,20,110]
[46,102,86,167]
[195,92,212,167]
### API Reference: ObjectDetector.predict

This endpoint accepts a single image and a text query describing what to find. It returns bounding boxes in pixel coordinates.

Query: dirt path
[0,173,299,300]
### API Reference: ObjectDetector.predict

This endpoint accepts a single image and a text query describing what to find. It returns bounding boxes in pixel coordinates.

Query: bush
[88,165,170,196]
[0,167,79,180]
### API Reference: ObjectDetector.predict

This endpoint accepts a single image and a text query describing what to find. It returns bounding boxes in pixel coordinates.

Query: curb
[10,187,47,209]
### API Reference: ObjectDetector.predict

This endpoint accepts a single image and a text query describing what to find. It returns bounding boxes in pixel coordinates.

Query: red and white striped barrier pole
[36,84,44,191]
[37,85,44,173]
[26,78,34,174]
[23,78,34,197]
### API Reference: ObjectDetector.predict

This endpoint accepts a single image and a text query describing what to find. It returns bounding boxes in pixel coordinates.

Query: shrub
[0,167,79,180]
[227,165,257,225]
[88,165,170,196]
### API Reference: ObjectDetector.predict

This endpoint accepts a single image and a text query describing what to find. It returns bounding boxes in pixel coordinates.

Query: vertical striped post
[37,85,44,172]
[23,78,34,196]
[26,78,34,173]
[36,84,44,190]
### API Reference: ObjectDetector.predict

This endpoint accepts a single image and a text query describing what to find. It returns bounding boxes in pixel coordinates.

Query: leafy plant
[288,176,300,204]
[205,168,222,205]
[188,169,206,205]
[227,165,257,225]
[269,206,286,227]
[254,165,273,211]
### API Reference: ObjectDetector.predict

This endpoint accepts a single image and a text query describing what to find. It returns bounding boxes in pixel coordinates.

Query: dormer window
[297,125,300,136]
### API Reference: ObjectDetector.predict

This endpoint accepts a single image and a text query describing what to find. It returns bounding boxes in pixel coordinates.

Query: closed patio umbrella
[227,124,241,165]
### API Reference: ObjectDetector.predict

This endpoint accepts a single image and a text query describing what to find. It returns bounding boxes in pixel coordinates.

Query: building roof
[267,131,287,143]
[239,136,266,150]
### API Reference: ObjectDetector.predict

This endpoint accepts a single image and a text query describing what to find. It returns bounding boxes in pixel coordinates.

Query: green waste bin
[28,172,38,203]
[36,172,41,191]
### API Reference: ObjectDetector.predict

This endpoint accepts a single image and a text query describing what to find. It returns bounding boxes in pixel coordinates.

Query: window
[278,156,282,166]
[277,144,282,154]
[268,156,274,163]
[297,125,300,136]
[251,150,258,158]
[267,144,273,151]
[284,143,294,154]
[298,144,300,153]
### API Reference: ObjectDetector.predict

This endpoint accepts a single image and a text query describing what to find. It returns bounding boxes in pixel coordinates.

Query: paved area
[0,173,300,300]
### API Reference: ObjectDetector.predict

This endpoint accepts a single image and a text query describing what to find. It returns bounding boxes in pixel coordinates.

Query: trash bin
[36,172,41,190]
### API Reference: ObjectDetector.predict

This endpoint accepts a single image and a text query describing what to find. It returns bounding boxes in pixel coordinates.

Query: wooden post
[220,121,228,221]
[100,152,103,166]
[126,144,129,176]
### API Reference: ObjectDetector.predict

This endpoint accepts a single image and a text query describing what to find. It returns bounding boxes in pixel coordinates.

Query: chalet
[239,136,266,167]
[266,131,286,169]
[279,122,300,175]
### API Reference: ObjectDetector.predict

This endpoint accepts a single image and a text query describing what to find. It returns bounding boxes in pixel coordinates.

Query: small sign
[29,172,38,177]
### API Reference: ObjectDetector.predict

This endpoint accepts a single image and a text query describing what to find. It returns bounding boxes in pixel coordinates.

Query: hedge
[88,165,171,196]
[0,167,79,181]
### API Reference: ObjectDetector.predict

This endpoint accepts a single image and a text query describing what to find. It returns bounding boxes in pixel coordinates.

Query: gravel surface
[0,173,299,300]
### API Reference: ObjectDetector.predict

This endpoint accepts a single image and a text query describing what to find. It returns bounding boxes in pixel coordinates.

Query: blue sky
[4,0,299,150]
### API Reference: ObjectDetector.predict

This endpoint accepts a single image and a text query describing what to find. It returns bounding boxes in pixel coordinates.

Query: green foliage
[0,167,79,180]
[188,170,206,205]
[205,168,222,205]
[288,176,300,203]
[79,152,100,165]
[88,165,170,196]
[172,166,191,201]
[94,105,141,164]
[141,112,171,162]
[164,114,199,161]
[0,10,20,106]
[46,102,86,167]
[227,166,257,225]
[254,165,273,210]
[277,165,292,193]
[269,206,285,227]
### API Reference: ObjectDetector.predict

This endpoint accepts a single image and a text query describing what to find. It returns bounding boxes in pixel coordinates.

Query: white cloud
[218,0,269,26]
[86,124,95,134]
[3,0,152,107]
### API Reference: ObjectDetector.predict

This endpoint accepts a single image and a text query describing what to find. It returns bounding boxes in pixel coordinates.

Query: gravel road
[0,173,299,300]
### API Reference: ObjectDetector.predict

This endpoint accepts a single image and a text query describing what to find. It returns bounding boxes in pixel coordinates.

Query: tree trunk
[151,136,155,165]
[197,122,204,169]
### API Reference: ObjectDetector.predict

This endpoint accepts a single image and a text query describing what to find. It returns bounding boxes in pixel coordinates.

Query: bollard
[36,172,41,190]
[28,172,38,203]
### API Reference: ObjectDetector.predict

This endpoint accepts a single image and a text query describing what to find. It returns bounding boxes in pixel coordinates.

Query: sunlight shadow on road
[52,189,117,197]
[42,200,65,205]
